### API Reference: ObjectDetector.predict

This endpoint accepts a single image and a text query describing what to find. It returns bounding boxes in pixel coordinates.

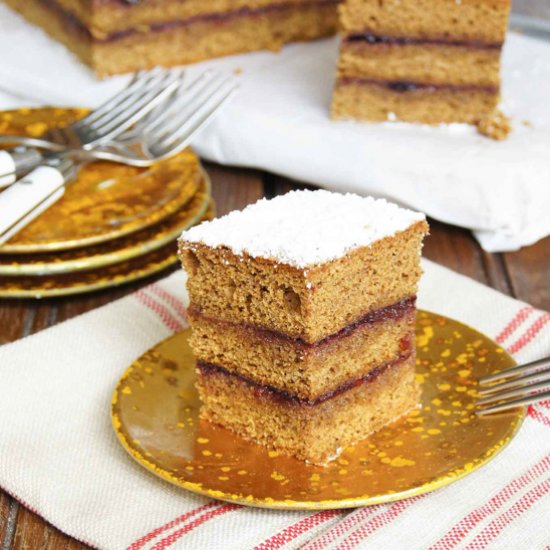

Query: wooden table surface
[0,163,549,549]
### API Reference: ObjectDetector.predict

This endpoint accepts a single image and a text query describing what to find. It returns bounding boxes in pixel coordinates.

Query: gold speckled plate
[0,203,214,298]
[0,108,203,253]
[0,171,211,276]
[111,311,525,510]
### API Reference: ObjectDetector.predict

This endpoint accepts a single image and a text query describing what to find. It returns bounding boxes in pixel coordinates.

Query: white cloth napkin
[0,5,550,252]
[0,259,549,550]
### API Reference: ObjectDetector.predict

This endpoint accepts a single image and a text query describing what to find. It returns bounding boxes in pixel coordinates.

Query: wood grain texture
[12,508,85,550]
[504,235,550,311]
[0,165,549,550]
[206,162,264,215]
[423,220,488,285]
[1,496,18,550]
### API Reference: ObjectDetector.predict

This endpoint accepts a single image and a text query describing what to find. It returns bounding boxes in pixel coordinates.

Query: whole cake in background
[4,0,339,76]
[4,0,511,136]
[331,0,511,127]
[179,190,429,464]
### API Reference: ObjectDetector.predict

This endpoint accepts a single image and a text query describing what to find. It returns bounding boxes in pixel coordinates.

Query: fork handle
[0,148,45,188]
[0,165,66,246]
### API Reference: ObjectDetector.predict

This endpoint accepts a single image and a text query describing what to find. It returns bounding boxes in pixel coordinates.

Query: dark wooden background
[0,164,549,549]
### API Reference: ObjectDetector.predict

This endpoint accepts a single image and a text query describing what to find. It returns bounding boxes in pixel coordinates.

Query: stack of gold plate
[0,108,214,298]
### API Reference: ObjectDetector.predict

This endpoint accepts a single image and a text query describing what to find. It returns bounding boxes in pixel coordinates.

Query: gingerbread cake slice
[332,0,511,124]
[179,190,428,464]
[5,0,339,76]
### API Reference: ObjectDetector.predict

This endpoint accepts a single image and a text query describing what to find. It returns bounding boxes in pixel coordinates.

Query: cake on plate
[5,0,339,76]
[179,190,429,464]
[331,0,511,125]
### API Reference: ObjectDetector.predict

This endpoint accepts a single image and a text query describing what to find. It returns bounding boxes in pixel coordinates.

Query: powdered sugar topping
[181,190,425,268]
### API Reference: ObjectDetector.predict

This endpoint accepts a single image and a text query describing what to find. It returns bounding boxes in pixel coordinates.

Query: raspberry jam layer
[337,77,498,94]
[39,0,339,43]
[198,349,413,407]
[191,296,417,348]
[345,32,502,50]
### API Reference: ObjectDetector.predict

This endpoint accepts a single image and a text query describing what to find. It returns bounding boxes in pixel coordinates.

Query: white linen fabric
[0,5,550,252]
[0,260,549,550]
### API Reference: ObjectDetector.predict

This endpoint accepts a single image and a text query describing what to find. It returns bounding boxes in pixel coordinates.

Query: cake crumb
[477,111,512,141]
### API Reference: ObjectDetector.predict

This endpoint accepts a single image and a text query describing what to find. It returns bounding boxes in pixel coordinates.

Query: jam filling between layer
[344,33,502,50]
[198,349,413,407]
[190,296,416,348]
[337,77,499,94]
[38,0,339,43]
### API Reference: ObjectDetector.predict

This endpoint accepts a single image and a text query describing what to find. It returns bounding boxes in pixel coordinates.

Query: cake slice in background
[4,0,339,76]
[332,0,511,125]
[179,190,429,464]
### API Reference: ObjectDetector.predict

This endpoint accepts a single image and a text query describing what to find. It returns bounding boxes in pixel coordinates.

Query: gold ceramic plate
[0,203,214,298]
[0,172,211,276]
[111,311,525,510]
[0,108,203,253]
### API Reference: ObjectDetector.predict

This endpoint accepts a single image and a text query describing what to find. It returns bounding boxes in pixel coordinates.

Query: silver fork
[0,66,184,186]
[0,72,238,246]
[476,356,550,414]
[93,71,239,166]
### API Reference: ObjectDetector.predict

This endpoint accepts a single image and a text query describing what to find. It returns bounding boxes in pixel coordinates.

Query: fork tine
[478,367,550,396]
[75,67,164,127]
[154,82,237,157]
[137,70,218,137]
[151,74,230,142]
[83,72,237,166]
[476,388,550,415]
[154,76,237,149]
[477,378,550,406]
[164,84,237,154]
[479,356,550,386]
[113,70,217,143]
[88,69,174,131]
[84,69,186,145]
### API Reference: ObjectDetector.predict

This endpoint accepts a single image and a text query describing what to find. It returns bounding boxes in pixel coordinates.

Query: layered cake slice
[332,0,511,125]
[179,190,428,464]
[5,0,339,76]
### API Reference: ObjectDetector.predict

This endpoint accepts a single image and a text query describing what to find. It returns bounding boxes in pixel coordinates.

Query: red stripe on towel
[128,502,216,550]
[303,507,379,550]
[429,454,550,549]
[135,290,184,333]
[149,284,189,323]
[528,407,550,427]
[338,496,423,549]
[464,477,550,549]
[507,313,550,354]
[254,510,342,550]
[151,504,239,550]
[495,307,534,344]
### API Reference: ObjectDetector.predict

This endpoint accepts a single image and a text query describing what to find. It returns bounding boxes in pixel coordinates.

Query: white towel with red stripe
[0,260,549,550]
[1,4,550,253]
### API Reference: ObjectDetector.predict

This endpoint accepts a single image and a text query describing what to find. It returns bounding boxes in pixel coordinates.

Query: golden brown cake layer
[180,220,428,343]
[197,353,419,464]
[337,40,501,87]
[189,297,415,400]
[5,0,338,75]
[339,0,511,43]
[331,79,499,124]
[8,0,338,40]
[53,0,338,35]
